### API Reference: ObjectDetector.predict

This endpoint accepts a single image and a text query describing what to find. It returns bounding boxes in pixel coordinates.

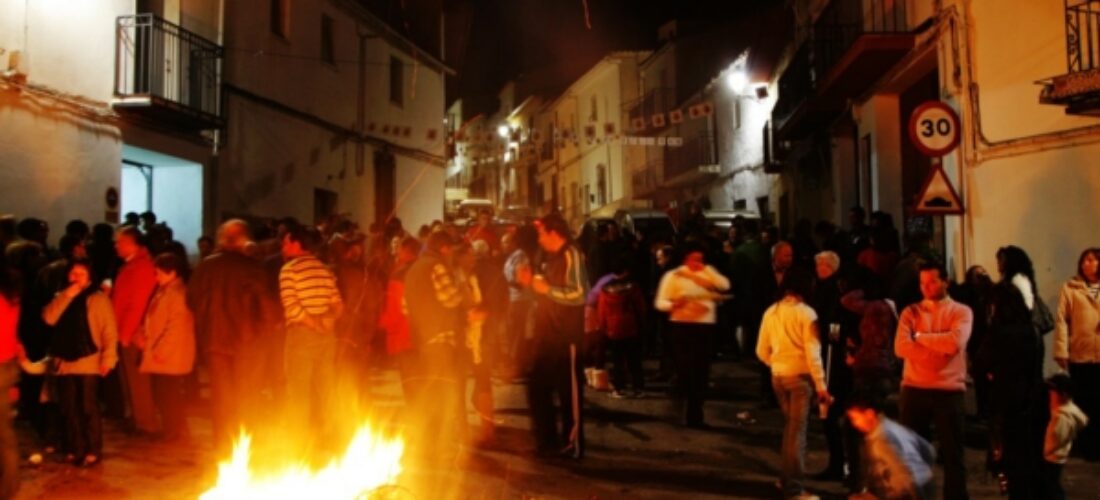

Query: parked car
[703,209,760,231]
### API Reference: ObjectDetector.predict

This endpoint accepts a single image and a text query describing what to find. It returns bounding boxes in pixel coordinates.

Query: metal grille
[1068,0,1100,72]
[115,14,223,119]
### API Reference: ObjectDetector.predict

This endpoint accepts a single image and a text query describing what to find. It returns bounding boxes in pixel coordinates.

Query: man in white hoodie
[655,242,730,428]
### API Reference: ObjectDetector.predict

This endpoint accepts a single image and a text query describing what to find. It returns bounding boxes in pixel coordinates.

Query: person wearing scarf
[42,259,118,467]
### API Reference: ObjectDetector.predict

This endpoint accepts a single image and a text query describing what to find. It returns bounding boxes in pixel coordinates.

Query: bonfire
[200,425,405,500]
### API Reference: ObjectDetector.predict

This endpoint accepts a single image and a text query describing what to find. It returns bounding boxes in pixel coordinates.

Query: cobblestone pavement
[12,359,1100,499]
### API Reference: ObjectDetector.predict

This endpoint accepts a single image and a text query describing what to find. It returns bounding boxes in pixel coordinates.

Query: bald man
[187,220,281,455]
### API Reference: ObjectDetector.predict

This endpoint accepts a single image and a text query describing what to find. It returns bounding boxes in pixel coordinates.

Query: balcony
[773,0,916,139]
[626,88,677,131]
[113,14,224,131]
[632,160,661,199]
[663,132,718,186]
[1040,1,1100,116]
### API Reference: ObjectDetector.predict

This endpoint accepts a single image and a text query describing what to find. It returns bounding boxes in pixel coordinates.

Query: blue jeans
[773,374,814,497]
[284,325,337,436]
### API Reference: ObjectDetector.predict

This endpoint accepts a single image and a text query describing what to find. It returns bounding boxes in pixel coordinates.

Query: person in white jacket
[757,266,832,500]
[654,243,730,428]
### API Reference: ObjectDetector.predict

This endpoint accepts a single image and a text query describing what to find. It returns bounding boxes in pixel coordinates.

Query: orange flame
[200,425,404,500]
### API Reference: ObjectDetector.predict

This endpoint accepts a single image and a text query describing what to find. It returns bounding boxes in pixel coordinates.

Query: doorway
[120,145,203,256]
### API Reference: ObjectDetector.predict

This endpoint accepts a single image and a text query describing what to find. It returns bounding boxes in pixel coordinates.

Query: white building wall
[709,62,782,218]
[945,0,1100,308]
[0,0,131,231]
[0,97,121,232]
[219,0,446,228]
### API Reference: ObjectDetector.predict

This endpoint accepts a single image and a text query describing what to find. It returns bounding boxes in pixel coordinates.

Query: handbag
[1032,295,1055,335]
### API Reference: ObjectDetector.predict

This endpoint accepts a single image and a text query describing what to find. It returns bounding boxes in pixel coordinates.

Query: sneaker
[610,390,628,399]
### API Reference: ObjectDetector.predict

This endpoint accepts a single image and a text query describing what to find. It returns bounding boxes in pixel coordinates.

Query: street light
[497,124,510,139]
[726,68,748,95]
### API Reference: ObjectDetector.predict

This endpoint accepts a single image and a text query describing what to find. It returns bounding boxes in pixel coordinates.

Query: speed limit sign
[908,101,961,157]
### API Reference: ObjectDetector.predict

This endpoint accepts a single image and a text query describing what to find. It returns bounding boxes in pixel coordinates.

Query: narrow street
[15,359,1100,499]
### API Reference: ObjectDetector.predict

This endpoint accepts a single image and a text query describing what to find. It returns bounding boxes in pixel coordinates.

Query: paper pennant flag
[651,113,666,128]
[382,125,391,134]
[631,117,647,132]
[689,103,715,119]
[604,122,616,136]
[584,124,597,140]
[668,137,684,147]
[532,130,542,143]
[669,110,684,124]
[426,129,438,141]
[367,122,377,132]
[657,137,667,146]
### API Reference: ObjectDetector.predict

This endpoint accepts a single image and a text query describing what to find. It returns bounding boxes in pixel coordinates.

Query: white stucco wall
[708,62,782,216]
[0,96,121,233]
[951,0,1100,307]
[218,0,446,228]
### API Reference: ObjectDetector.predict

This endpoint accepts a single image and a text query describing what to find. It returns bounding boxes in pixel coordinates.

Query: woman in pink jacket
[139,254,196,442]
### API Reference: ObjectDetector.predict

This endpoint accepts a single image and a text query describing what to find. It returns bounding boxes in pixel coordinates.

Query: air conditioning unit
[3,50,28,84]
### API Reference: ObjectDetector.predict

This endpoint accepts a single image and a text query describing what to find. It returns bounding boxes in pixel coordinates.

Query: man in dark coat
[528,213,588,459]
[187,220,281,455]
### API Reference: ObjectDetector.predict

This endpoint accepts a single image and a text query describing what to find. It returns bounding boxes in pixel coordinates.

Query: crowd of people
[0,204,1097,499]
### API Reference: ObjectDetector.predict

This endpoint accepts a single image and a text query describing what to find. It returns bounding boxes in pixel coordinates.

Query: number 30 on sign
[908,101,961,157]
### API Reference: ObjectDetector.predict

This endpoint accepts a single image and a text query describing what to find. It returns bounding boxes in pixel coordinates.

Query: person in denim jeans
[757,267,832,500]
[279,225,343,444]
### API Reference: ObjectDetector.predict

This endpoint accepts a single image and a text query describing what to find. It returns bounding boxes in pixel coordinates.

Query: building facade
[771,0,1100,328]
[220,0,448,230]
[1,0,447,253]
[0,0,224,254]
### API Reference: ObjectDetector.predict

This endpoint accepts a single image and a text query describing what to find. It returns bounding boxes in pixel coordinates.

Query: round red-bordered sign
[908,101,961,157]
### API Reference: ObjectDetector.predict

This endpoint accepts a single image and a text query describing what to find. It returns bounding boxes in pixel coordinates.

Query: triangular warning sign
[914,165,964,215]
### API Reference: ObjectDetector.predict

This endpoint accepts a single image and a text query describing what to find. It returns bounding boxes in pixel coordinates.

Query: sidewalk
[13,359,1100,499]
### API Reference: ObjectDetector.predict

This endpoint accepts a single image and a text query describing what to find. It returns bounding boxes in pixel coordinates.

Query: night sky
[443,0,779,115]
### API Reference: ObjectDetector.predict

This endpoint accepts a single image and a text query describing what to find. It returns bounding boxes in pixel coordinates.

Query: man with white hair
[811,250,857,485]
[187,220,281,455]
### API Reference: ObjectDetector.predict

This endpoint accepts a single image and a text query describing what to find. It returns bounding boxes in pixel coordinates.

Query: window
[757,196,770,222]
[733,99,742,130]
[390,56,403,106]
[860,134,873,210]
[733,199,747,210]
[589,95,598,122]
[320,14,334,64]
[597,165,608,206]
[271,0,290,38]
[762,121,772,165]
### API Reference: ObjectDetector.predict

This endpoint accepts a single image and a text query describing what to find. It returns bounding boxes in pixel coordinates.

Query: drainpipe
[357,27,370,186]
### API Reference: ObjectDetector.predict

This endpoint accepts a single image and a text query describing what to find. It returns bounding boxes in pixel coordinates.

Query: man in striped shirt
[279,224,343,438]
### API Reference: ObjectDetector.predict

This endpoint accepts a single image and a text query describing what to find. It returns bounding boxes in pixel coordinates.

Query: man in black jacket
[187,220,281,455]
[528,213,588,459]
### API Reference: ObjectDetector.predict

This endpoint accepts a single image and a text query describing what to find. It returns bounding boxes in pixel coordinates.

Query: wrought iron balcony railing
[664,132,716,180]
[1068,0,1100,73]
[626,88,677,128]
[114,14,224,125]
[813,0,908,82]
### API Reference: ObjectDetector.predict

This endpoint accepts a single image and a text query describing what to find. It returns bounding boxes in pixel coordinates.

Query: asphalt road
[12,359,1100,499]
